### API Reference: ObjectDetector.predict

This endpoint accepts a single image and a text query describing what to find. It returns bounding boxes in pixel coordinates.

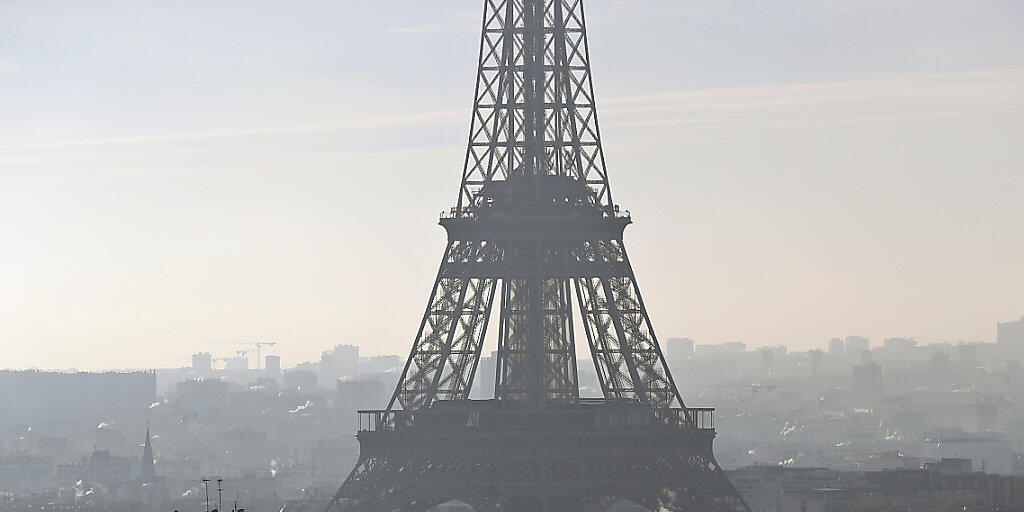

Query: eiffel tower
[327,1,749,511]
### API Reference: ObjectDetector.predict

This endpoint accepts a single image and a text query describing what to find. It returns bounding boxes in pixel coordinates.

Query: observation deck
[439,205,632,242]
[439,174,633,241]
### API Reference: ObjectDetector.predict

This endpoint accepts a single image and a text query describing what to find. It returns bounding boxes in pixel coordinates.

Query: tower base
[327,401,748,512]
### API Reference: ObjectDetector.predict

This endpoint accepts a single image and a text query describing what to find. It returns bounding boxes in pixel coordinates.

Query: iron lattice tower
[327,1,749,511]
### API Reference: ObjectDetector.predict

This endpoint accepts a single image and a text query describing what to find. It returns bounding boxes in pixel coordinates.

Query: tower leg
[574,244,681,409]
[390,240,499,410]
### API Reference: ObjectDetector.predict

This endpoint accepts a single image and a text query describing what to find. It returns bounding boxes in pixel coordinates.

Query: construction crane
[211,341,278,369]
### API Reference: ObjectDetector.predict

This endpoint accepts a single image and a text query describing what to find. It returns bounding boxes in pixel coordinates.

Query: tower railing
[439,206,631,221]
[357,406,714,433]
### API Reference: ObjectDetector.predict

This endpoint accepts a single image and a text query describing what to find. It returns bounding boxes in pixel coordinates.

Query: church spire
[141,426,155,482]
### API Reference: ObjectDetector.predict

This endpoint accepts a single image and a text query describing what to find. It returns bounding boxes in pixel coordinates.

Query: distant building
[94,423,127,453]
[864,450,922,471]
[998,315,1024,356]
[727,466,842,512]
[782,468,1024,512]
[284,369,318,391]
[56,449,134,485]
[923,457,972,475]
[852,361,882,394]
[175,378,230,417]
[957,343,980,369]
[254,376,278,393]
[844,336,869,356]
[733,463,1024,512]
[0,452,52,491]
[192,352,213,372]
[666,338,695,359]
[310,438,356,482]
[0,370,156,421]
[221,427,268,457]
[828,337,845,355]
[472,351,498,399]
[696,341,746,355]
[265,355,282,381]
[359,354,403,374]
[1007,361,1021,382]
[884,337,917,353]
[225,355,250,372]
[931,351,951,374]
[337,380,388,412]
[759,348,775,377]
[941,435,1015,474]
[320,344,360,384]
[31,437,68,459]
[807,349,825,375]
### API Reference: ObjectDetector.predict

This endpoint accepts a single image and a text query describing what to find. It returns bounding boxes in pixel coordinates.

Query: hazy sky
[2,0,1023,371]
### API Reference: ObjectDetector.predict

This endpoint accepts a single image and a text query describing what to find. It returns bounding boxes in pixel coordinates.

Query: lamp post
[202,479,211,512]
[217,478,223,512]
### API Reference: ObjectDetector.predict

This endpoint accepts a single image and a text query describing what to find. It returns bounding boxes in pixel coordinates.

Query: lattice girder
[392,231,680,410]
[458,0,612,211]
[337,1,750,511]
[390,241,501,410]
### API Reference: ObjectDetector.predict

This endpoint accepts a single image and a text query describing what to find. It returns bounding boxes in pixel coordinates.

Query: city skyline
[3,2,1024,511]
[4,327,1019,374]
[3,0,1023,370]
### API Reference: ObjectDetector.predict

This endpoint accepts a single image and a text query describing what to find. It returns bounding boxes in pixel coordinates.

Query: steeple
[140,426,156,482]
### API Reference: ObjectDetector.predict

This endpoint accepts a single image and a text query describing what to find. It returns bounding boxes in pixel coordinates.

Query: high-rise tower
[327,1,748,510]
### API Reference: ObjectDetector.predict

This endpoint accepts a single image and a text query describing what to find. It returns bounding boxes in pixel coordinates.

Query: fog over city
[2,1,1023,511]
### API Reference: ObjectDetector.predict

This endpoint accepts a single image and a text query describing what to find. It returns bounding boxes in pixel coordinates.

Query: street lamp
[202,479,211,512]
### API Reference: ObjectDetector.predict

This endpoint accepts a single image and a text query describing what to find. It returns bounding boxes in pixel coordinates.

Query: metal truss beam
[341,1,750,511]
[457,0,613,212]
